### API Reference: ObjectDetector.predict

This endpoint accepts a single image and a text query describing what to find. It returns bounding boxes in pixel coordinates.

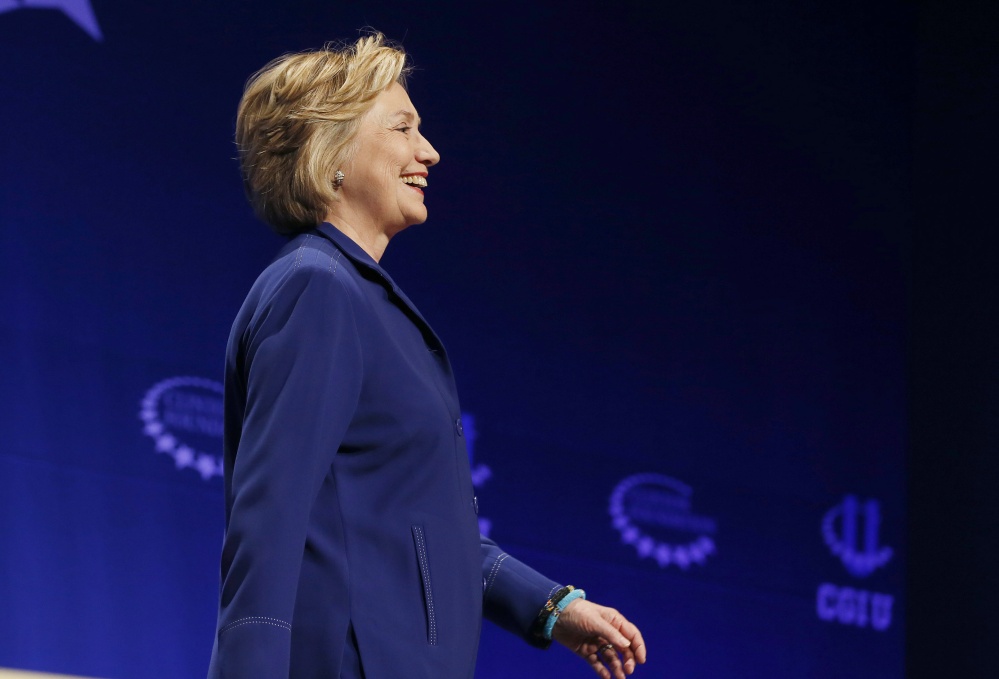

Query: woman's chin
[404,209,429,227]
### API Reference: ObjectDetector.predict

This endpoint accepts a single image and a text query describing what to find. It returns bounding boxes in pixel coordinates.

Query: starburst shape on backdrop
[0,0,102,41]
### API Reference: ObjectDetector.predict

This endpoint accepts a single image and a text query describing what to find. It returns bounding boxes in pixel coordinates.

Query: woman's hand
[552,599,648,679]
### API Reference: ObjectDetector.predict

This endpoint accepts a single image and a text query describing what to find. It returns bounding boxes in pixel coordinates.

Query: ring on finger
[597,643,615,654]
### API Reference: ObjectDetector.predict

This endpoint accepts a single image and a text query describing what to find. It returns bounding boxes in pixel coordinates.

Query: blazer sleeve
[210,265,362,679]
[480,534,562,648]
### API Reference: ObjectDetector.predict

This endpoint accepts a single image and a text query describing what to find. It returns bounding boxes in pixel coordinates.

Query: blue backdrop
[0,1,909,677]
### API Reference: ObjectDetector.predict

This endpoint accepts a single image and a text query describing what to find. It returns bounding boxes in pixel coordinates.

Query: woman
[208,33,647,679]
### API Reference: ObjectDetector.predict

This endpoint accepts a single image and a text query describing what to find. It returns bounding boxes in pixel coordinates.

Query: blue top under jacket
[208,223,560,679]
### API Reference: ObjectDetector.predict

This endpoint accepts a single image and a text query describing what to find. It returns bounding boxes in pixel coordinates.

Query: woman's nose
[417,134,440,167]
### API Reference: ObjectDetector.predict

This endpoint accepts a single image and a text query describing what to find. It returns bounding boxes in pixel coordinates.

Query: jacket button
[473,496,479,514]
[455,418,464,436]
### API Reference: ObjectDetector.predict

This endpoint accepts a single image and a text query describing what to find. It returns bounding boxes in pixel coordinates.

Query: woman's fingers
[619,644,637,674]
[586,646,613,679]
[604,644,628,679]
[626,626,647,664]
[588,642,628,679]
[604,610,646,665]
[558,600,647,676]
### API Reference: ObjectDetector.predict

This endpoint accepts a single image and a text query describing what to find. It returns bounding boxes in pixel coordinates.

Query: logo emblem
[0,0,103,41]
[822,495,893,578]
[609,473,716,570]
[815,494,896,631]
[140,377,223,480]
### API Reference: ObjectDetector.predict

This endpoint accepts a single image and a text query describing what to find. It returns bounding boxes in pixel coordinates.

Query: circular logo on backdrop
[821,495,893,578]
[139,376,223,480]
[609,473,717,570]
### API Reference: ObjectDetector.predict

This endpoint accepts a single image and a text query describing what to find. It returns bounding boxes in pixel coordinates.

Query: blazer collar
[315,222,380,268]
[314,222,445,352]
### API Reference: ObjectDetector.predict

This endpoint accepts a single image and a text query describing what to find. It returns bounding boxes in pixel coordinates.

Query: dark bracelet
[528,585,576,644]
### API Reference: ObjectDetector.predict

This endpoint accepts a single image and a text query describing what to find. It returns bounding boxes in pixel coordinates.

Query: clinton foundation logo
[815,495,895,632]
[609,473,716,570]
[139,377,223,480]
[0,0,103,40]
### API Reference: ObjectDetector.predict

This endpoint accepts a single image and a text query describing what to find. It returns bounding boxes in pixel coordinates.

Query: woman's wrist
[543,587,586,640]
[528,585,587,643]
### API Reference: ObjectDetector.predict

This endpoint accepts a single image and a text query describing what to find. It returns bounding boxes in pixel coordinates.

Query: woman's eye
[396,126,411,134]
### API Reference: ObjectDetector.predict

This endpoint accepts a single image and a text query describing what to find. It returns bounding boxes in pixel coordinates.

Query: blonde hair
[236,33,411,234]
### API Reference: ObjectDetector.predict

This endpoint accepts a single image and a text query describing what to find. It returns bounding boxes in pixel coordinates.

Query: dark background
[0,0,987,677]
[910,1,999,677]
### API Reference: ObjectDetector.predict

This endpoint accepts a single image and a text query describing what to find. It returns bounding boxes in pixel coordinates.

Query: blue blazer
[208,223,559,679]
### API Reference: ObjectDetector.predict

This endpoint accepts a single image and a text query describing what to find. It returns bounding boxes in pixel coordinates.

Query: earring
[334,170,345,187]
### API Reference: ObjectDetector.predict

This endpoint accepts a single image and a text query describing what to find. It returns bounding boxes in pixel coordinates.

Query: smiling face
[338,82,440,243]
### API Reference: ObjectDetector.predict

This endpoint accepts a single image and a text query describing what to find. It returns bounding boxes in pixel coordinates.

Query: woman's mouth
[401,175,427,193]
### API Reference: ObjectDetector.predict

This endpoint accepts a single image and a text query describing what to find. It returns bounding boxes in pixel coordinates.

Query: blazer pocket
[411,524,438,645]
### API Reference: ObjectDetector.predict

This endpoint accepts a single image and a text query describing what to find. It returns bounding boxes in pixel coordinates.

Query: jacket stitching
[293,236,311,270]
[219,616,291,635]
[413,526,438,645]
[219,620,290,635]
[485,552,510,595]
